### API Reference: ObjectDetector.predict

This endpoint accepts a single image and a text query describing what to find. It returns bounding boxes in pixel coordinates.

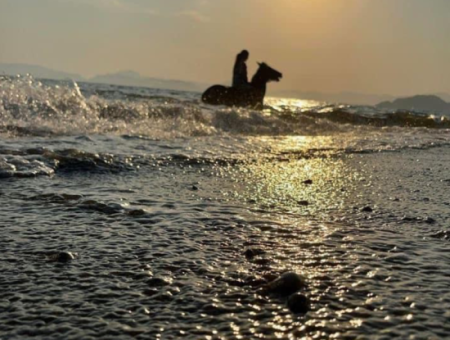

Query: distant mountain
[0,63,84,81]
[377,95,450,116]
[432,92,450,103]
[271,90,395,106]
[89,70,208,93]
[0,63,207,93]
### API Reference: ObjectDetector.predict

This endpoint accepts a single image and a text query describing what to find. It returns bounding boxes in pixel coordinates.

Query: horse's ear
[257,62,262,66]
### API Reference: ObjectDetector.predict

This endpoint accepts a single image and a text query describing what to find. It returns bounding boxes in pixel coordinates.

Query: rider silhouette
[232,50,251,89]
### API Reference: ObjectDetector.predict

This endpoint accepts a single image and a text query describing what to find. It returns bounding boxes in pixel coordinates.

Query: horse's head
[257,62,283,82]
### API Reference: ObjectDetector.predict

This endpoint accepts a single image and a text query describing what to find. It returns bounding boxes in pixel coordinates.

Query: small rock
[128,209,146,217]
[361,206,373,213]
[424,217,436,224]
[263,272,307,296]
[48,252,76,263]
[253,258,271,266]
[244,248,265,260]
[147,277,172,287]
[297,200,309,206]
[287,293,310,314]
[191,185,199,191]
[302,179,313,185]
[402,216,416,222]
[431,230,449,240]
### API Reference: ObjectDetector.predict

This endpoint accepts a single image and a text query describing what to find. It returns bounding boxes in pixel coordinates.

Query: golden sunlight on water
[223,136,363,219]
[260,136,338,153]
[265,98,323,112]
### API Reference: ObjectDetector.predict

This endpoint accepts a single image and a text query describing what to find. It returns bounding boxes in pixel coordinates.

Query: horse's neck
[251,72,267,92]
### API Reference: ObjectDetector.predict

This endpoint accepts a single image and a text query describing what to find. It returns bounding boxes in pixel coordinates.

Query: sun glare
[265,98,323,112]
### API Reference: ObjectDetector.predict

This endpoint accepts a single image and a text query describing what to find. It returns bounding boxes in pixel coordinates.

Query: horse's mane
[251,62,268,85]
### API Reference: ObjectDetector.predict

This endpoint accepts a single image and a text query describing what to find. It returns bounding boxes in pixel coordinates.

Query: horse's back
[202,85,229,105]
[202,85,261,108]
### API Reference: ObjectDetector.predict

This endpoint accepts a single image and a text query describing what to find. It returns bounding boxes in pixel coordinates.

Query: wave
[0,146,138,178]
[1,75,450,140]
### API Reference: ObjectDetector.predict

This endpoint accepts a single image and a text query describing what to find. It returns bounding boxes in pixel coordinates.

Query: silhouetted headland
[377,95,450,116]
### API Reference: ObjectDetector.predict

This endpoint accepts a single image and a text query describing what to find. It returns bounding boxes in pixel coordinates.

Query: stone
[287,293,310,314]
[244,248,265,260]
[147,277,172,287]
[128,209,146,216]
[424,217,436,224]
[50,252,76,263]
[263,272,306,296]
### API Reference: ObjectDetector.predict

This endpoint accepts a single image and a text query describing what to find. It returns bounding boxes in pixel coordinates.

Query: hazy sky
[1,0,449,95]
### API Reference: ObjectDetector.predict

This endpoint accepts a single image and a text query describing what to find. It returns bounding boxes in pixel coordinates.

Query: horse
[201,62,282,109]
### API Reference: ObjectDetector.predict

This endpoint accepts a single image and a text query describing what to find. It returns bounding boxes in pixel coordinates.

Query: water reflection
[223,136,360,218]
[2,128,450,339]
[264,98,324,113]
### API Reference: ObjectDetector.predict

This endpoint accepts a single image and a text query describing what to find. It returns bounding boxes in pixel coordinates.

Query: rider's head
[238,50,249,62]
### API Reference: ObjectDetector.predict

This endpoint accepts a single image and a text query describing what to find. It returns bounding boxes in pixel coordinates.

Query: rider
[232,50,251,89]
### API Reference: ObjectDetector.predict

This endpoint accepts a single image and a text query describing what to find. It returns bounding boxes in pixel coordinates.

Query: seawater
[1,75,450,339]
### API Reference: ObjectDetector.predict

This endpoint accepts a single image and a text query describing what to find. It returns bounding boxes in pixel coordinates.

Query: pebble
[287,293,310,314]
[302,179,313,185]
[297,200,309,206]
[263,272,306,296]
[244,248,265,260]
[402,216,417,222]
[128,209,146,216]
[147,277,172,287]
[48,252,76,263]
[424,217,436,224]
[361,206,373,213]
[431,230,449,240]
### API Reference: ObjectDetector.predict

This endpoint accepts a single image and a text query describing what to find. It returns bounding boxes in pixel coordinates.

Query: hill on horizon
[0,63,208,93]
[377,95,450,116]
[0,63,85,81]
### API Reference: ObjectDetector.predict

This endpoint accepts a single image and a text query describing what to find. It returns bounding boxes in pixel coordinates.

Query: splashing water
[1,75,449,141]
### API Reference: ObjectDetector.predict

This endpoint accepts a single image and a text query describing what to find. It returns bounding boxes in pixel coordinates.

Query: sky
[1,0,450,96]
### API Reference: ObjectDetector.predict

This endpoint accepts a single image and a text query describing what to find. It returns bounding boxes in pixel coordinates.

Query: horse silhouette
[202,63,282,108]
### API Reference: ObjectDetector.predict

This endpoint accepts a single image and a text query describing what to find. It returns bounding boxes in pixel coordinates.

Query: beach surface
[1,77,450,339]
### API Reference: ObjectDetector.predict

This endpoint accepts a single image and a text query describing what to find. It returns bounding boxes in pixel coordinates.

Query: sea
[1,75,450,340]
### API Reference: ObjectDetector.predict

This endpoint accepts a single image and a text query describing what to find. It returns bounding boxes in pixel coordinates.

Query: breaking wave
[2,75,450,139]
